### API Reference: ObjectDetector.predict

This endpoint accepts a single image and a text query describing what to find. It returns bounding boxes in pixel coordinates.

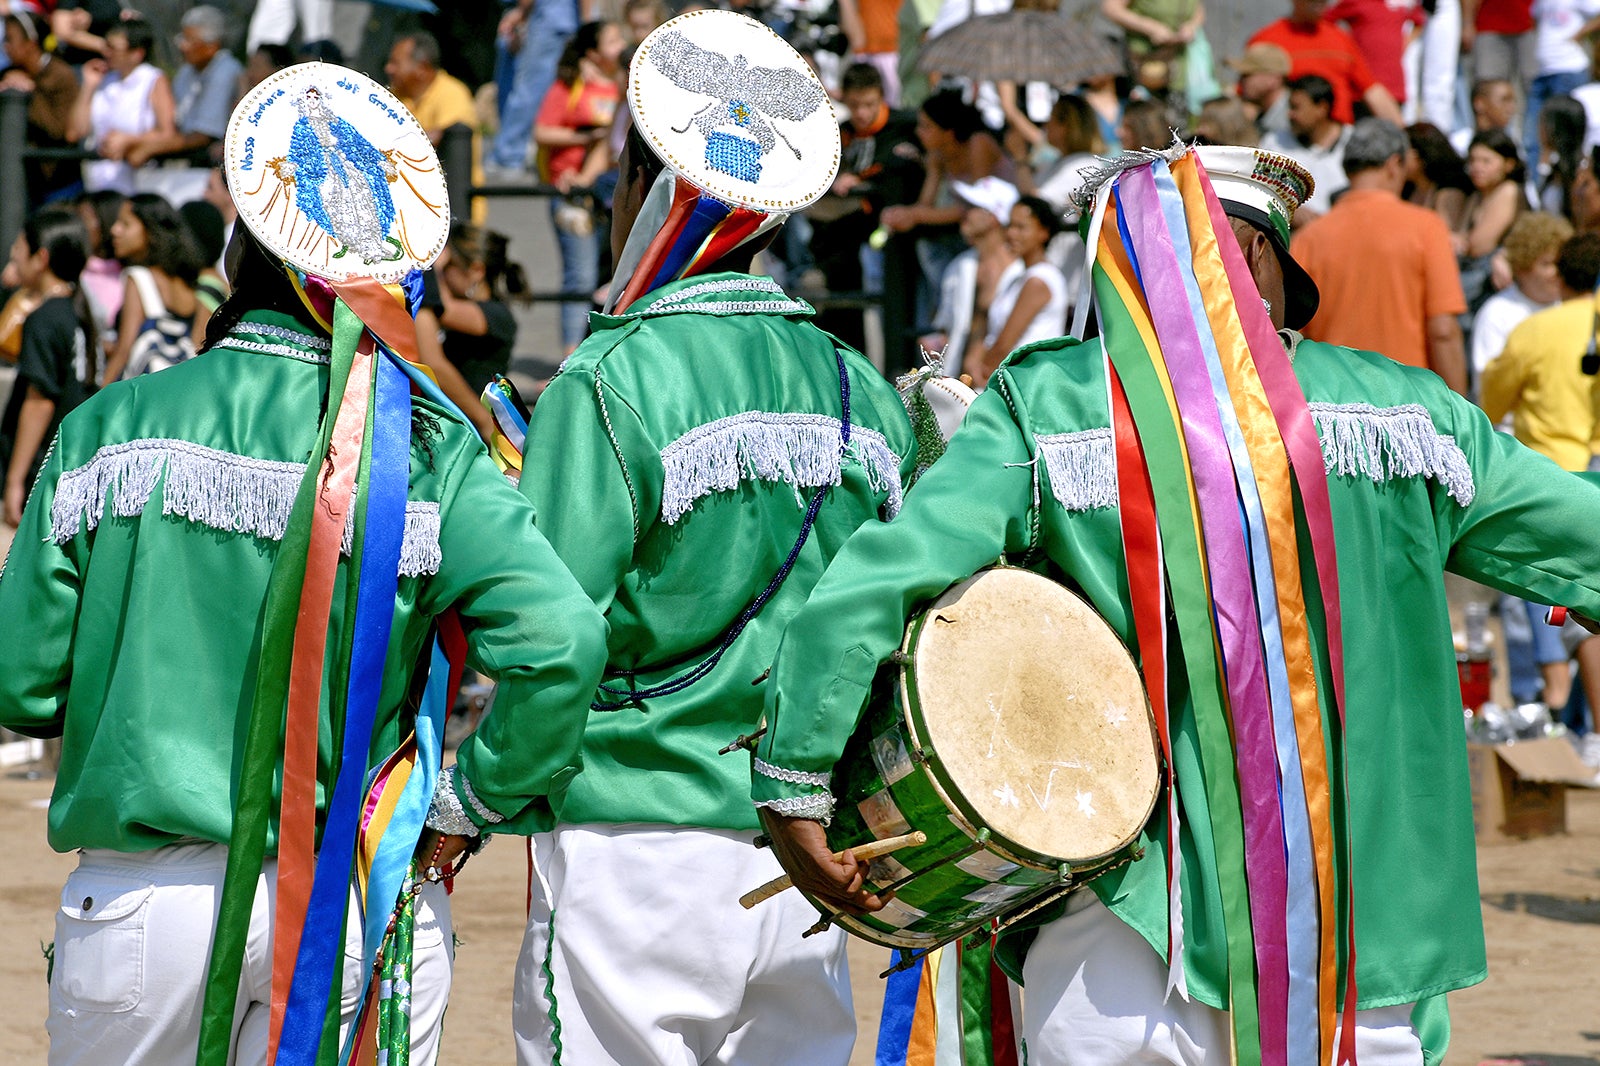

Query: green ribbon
[1095,262,1261,1059]
[958,932,996,1065]
[195,302,363,1065]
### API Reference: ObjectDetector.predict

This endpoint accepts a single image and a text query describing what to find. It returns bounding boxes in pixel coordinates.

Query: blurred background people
[533,19,623,354]
[963,194,1068,386]
[103,193,206,381]
[1,208,99,526]
[1457,129,1530,306]
[1407,121,1473,231]
[69,17,173,196]
[2,12,80,207]
[1295,118,1468,393]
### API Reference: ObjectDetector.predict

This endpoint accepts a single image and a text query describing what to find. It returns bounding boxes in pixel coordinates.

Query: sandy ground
[0,762,1595,1065]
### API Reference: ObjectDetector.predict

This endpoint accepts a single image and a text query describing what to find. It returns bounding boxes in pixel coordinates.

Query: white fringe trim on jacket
[49,438,444,575]
[1037,428,1118,513]
[1307,402,1475,506]
[658,412,905,525]
[1033,403,1474,514]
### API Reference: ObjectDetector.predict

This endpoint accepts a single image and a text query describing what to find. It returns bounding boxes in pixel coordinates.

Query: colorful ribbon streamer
[875,934,1020,1066]
[609,174,786,314]
[197,272,459,1066]
[1081,149,1358,1063]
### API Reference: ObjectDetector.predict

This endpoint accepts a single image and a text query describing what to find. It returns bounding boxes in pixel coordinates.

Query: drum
[763,567,1160,950]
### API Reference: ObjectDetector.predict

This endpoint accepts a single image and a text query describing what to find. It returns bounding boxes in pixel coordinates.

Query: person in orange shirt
[1249,0,1403,127]
[1293,117,1468,393]
[838,0,904,104]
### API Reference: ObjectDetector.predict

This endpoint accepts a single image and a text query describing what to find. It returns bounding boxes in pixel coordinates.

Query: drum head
[907,569,1159,863]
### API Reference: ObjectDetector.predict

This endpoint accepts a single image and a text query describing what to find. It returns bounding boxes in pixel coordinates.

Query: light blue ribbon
[1152,163,1318,1062]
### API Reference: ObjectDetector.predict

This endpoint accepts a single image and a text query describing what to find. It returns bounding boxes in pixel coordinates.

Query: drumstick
[739,831,928,909]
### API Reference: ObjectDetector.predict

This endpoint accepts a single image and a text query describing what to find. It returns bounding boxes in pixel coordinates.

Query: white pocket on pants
[53,871,153,1013]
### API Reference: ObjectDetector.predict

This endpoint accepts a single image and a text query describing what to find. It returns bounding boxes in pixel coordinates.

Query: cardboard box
[1467,738,1600,843]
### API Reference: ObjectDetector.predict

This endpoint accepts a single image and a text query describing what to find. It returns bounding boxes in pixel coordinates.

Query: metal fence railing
[438,124,917,371]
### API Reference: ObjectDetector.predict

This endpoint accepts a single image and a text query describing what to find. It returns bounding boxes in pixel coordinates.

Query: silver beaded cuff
[426,767,482,837]
[457,769,505,827]
[753,757,832,788]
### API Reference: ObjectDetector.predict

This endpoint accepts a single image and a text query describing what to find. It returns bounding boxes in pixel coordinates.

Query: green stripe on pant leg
[540,910,563,1065]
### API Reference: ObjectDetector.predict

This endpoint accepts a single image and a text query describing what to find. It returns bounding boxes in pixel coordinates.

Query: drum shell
[766,568,1159,951]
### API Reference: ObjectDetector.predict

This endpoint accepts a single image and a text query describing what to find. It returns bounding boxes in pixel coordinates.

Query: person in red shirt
[534,21,625,355]
[1325,0,1427,101]
[1465,0,1536,96]
[1250,0,1404,125]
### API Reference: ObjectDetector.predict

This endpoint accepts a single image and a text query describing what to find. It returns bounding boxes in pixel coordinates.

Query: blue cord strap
[592,350,855,711]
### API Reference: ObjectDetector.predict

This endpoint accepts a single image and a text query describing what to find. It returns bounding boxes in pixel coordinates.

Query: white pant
[1021,895,1424,1066]
[246,0,333,51]
[47,843,453,1066]
[513,824,855,1066]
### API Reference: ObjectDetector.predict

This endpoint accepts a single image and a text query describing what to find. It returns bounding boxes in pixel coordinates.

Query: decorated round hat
[223,63,450,283]
[630,10,841,213]
[1193,144,1321,329]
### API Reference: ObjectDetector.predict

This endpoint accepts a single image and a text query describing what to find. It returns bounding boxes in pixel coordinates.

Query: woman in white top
[66,17,173,196]
[965,195,1069,387]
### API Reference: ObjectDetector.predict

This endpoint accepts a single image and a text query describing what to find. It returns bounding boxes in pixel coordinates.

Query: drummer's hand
[766,814,891,915]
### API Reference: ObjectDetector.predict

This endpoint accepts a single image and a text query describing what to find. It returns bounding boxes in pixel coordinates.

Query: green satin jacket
[755,331,1600,1010]
[0,310,608,852]
[519,273,917,831]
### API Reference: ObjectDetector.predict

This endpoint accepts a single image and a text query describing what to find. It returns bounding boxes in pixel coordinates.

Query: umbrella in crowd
[918,9,1122,86]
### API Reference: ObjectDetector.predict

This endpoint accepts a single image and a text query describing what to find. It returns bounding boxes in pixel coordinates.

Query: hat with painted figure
[607,9,841,311]
[223,62,450,284]
[1193,143,1320,330]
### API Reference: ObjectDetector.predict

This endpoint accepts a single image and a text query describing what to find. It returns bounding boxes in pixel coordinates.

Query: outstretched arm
[755,374,1041,910]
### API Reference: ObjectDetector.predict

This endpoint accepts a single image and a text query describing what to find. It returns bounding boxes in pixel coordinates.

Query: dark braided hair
[200,226,444,462]
[200,226,323,353]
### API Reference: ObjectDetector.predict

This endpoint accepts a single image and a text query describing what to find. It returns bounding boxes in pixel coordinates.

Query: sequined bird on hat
[649,29,830,184]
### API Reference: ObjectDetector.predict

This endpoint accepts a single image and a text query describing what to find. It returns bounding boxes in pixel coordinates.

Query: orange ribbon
[265,333,375,1063]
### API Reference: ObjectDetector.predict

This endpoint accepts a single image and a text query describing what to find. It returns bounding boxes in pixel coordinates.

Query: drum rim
[900,565,1163,869]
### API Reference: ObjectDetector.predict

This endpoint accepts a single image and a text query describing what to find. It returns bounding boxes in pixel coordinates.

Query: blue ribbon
[335,633,452,1065]
[384,348,468,421]
[646,195,733,293]
[875,950,924,1066]
[278,352,411,1062]
[1151,163,1318,1061]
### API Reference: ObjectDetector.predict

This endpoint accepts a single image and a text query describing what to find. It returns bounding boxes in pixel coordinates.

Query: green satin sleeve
[427,436,610,836]
[1435,381,1600,617]
[0,436,76,738]
[754,375,1038,815]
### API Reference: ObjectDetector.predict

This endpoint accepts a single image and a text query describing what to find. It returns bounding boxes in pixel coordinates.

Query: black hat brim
[1222,202,1320,331]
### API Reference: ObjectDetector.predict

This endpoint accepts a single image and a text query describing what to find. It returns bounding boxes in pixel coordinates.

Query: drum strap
[591,347,856,711]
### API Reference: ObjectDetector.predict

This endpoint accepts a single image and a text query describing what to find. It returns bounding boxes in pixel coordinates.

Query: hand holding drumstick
[741,830,926,908]
[755,817,913,915]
